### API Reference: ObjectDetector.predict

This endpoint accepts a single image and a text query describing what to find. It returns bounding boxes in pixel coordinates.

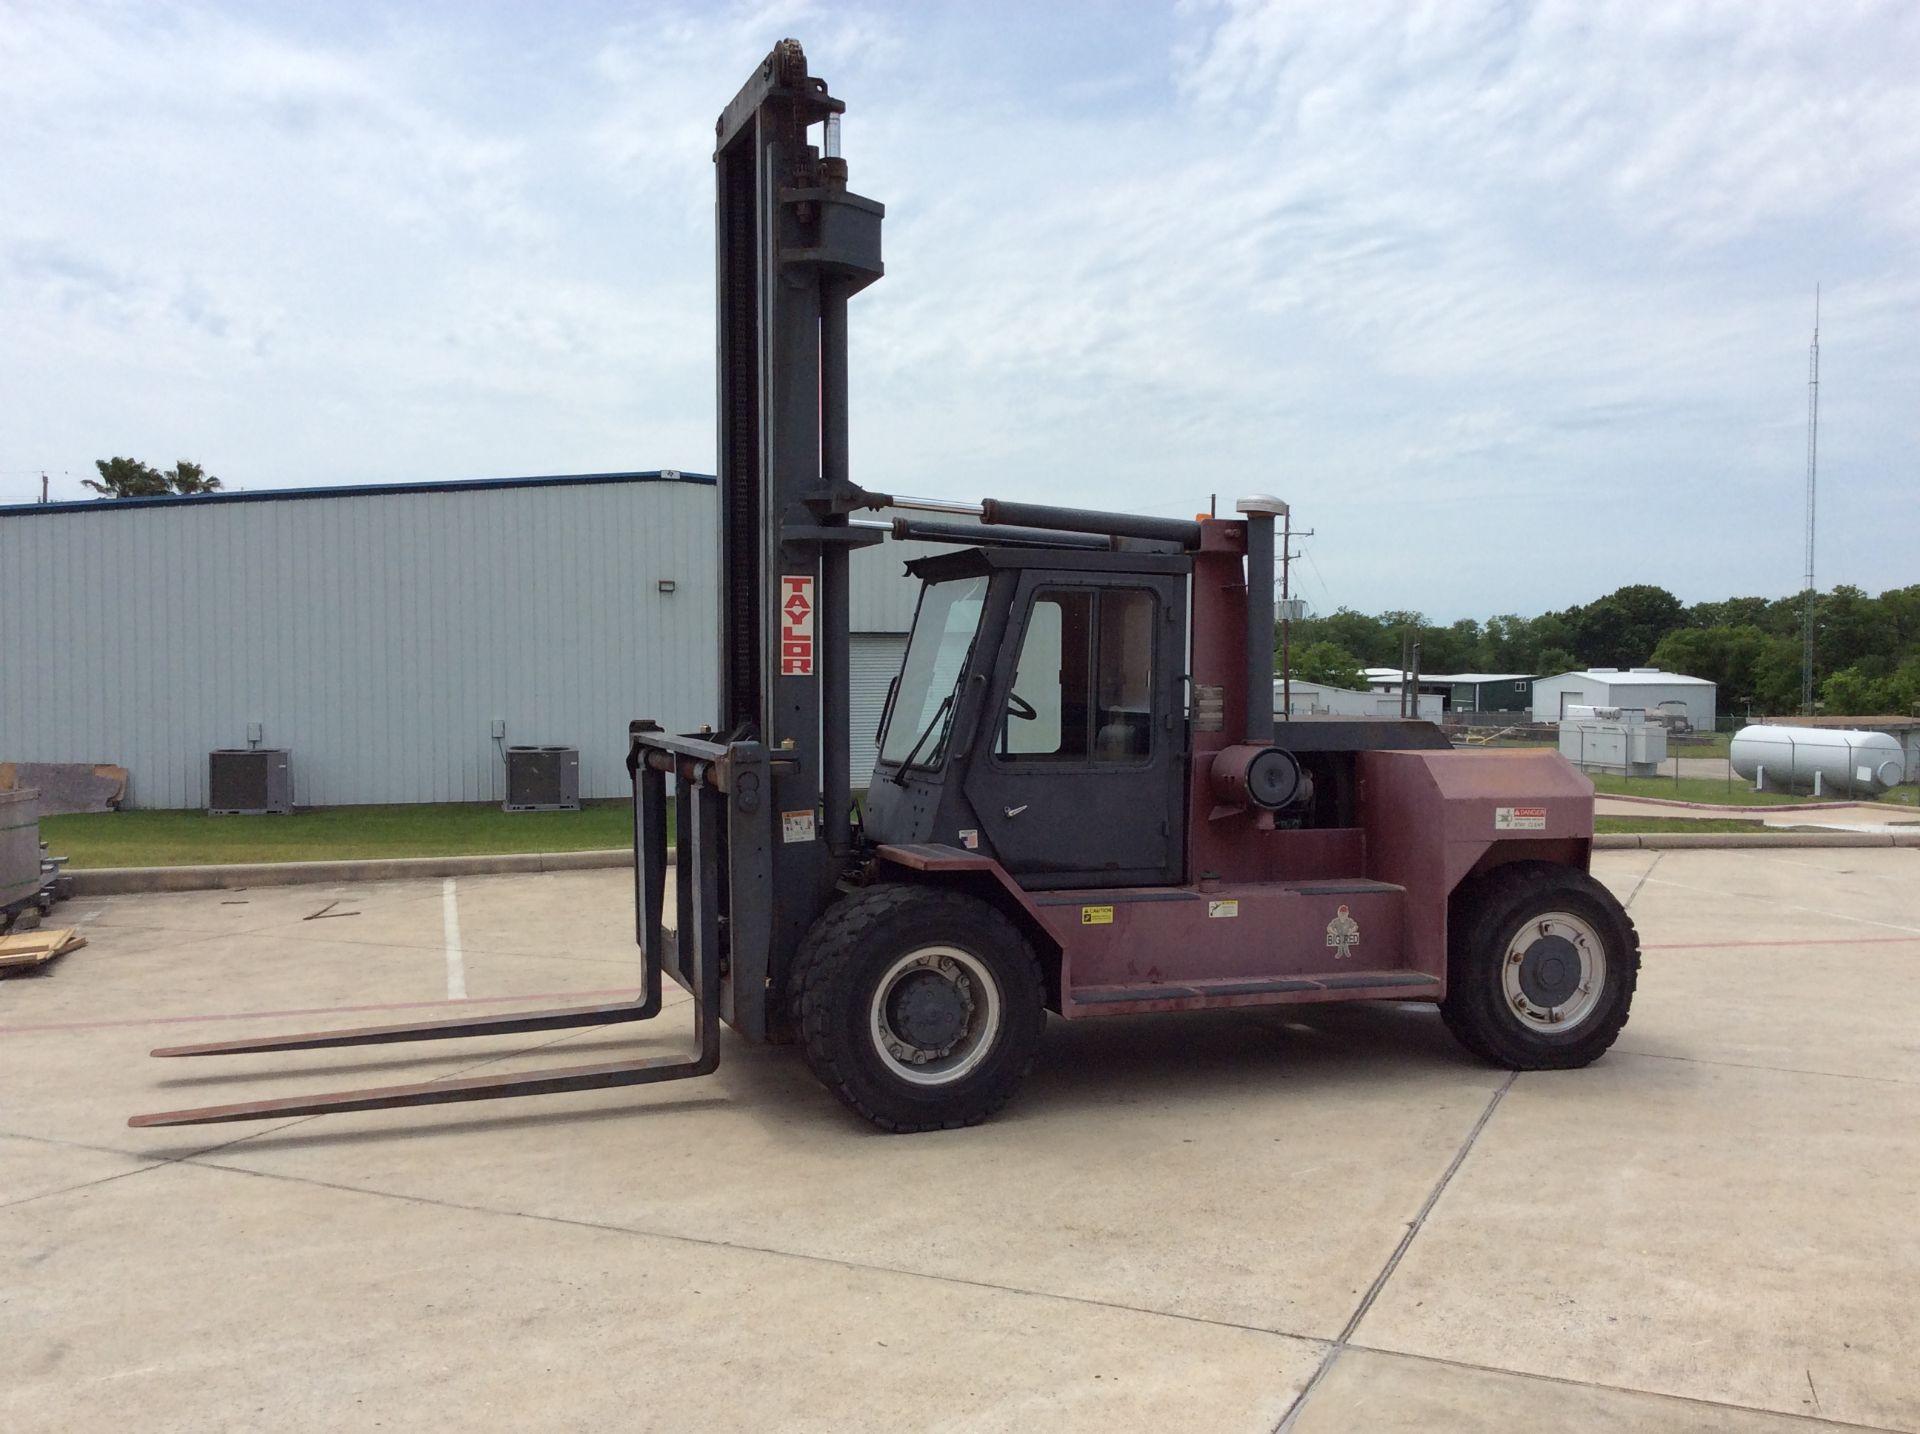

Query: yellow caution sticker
[1208,899,1240,918]
[1080,905,1114,926]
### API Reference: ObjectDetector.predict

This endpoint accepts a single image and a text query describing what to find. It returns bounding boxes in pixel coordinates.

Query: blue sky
[3,0,1915,620]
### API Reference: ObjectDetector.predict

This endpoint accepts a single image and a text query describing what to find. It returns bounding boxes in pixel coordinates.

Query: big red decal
[781,575,815,675]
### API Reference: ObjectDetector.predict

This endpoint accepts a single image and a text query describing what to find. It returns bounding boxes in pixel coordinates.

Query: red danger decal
[781,575,815,675]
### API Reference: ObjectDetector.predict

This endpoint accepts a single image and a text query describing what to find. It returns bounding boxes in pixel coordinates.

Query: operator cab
[863,546,1189,888]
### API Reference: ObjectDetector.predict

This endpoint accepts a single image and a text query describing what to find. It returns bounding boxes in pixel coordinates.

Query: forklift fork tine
[129,780,722,1131]
[127,1048,718,1128]
[147,997,659,1059]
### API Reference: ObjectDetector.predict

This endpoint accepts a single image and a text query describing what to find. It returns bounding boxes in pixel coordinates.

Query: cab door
[961,572,1186,888]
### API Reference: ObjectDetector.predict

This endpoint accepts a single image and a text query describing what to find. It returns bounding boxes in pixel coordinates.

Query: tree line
[1285,582,1920,718]
[84,456,222,497]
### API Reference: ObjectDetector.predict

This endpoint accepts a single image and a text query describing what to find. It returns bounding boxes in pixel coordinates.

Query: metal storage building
[1360,669,1533,715]
[1436,673,1535,714]
[0,472,929,808]
[1275,680,1443,721]
[1529,668,1718,731]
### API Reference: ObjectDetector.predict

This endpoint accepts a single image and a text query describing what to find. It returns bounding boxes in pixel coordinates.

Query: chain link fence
[1466,711,1919,806]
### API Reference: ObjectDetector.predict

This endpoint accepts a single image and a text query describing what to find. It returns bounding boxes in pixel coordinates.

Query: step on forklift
[133,41,1638,1134]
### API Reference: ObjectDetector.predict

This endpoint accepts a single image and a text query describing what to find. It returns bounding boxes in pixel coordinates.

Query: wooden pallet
[0,927,85,974]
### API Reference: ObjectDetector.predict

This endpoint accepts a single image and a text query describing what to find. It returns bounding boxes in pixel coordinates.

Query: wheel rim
[1500,910,1607,1032]
[868,945,1003,1087]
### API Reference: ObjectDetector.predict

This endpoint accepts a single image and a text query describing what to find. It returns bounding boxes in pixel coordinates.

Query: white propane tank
[1729,725,1906,796]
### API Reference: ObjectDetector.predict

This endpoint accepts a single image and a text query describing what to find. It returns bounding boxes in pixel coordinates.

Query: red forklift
[133,41,1637,1134]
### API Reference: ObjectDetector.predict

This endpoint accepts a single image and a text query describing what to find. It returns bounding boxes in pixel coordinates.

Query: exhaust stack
[1236,495,1285,746]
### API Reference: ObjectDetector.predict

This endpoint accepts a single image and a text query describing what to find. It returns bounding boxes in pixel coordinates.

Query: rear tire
[787,884,1046,1132]
[1441,862,1639,1070]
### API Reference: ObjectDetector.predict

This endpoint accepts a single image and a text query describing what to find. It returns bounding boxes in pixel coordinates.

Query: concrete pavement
[3,853,1916,1431]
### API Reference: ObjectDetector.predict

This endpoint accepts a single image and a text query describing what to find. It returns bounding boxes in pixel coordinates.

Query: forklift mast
[706,41,883,1028]
[712,39,884,987]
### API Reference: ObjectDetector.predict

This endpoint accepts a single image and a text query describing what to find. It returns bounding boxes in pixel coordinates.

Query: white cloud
[2,0,1914,616]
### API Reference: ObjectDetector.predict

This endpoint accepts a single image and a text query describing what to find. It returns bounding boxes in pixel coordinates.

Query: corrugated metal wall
[1,475,936,808]
[848,633,909,785]
[850,531,928,632]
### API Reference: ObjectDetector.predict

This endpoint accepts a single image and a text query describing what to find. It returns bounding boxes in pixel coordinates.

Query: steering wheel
[1004,692,1038,722]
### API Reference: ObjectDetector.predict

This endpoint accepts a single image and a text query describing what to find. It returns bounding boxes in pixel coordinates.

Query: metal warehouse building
[1362,670,1534,715]
[1436,673,1535,715]
[0,472,928,808]
[1529,668,1718,731]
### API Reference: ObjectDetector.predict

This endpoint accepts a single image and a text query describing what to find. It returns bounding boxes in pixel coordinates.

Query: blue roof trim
[0,469,716,517]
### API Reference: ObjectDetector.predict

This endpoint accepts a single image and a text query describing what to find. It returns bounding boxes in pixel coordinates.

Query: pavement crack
[165,1149,1325,1349]
[1623,851,1665,909]
[1341,1343,1908,1434]
[1272,1070,1517,1432]
[1612,1047,1917,1087]
[0,1163,159,1213]
[0,1025,606,1212]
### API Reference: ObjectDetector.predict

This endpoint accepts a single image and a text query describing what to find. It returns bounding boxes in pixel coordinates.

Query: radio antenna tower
[1800,287,1820,715]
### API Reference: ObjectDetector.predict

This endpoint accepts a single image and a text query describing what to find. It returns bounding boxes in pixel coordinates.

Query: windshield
[878,575,989,770]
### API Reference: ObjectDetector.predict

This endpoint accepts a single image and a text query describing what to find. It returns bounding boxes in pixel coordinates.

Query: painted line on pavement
[442,877,467,1000]
[1644,935,1920,951]
[1641,875,1920,936]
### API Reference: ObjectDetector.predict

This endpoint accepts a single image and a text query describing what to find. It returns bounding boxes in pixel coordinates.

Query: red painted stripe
[1644,936,1919,951]
[0,986,642,1037]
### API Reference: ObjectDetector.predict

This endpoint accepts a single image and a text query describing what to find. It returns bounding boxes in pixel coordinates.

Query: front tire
[787,884,1046,1132]
[1441,862,1639,1070]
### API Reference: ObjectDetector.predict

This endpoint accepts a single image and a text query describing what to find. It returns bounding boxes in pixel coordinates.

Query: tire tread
[1440,861,1640,1070]
[787,884,1044,1133]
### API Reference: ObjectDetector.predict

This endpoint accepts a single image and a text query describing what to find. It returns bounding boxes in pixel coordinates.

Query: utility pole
[1273,512,1312,721]
[1281,505,1291,719]
[1801,285,1820,715]
[40,471,50,503]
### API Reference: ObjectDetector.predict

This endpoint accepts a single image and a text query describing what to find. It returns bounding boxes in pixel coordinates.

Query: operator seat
[1094,716,1146,761]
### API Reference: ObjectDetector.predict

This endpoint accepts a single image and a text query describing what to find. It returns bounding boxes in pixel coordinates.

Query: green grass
[40,777,1912,870]
[1587,773,1868,807]
[1594,816,1769,834]
[1475,731,1734,756]
[40,800,662,869]
[1674,731,1734,757]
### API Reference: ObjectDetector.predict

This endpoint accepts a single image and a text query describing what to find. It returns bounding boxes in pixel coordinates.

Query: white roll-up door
[850,632,908,788]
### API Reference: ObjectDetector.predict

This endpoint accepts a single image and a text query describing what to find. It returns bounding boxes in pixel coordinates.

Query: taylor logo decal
[1325,904,1360,959]
[780,575,815,675]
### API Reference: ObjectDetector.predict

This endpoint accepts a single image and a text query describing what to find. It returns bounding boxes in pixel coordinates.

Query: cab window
[999,588,1153,763]
[878,575,989,770]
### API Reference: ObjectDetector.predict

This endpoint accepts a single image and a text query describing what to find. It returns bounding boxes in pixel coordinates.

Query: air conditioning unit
[209,749,292,815]
[504,746,580,812]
